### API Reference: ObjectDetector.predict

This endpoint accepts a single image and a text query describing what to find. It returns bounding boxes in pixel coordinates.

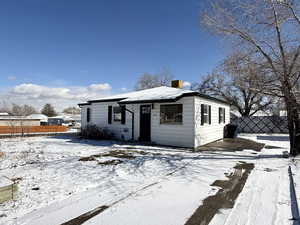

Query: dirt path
[184,162,255,225]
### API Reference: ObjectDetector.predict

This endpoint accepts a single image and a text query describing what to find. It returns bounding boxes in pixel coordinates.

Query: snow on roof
[0,116,40,120]
[27,114,48,122]
[79,86,229,106]
[0,112,9,116]
[81,86,196,104]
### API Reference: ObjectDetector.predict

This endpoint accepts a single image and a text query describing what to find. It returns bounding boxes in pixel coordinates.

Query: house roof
[0,117,40,121]
[78,86,230,106]
[27,114,48,122]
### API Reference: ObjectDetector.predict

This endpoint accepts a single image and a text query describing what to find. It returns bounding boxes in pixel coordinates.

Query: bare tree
[193,54,274,116]
[135,68,174,90]
[11,104,37,116]
[201,0,300,155]
[0,101,10,114]
[63,106,81,114]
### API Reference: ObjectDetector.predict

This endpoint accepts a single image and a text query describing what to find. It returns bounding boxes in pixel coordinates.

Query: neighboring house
[0,112,9,117]
[79,81,230,148]
[27,114,48,125]
[0,117,40,126]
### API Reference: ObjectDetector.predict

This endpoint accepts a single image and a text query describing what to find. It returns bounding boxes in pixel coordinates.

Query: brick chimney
[171,80,183,89]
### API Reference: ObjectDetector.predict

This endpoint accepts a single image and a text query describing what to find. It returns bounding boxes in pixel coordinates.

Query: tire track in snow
[57,153,200,225]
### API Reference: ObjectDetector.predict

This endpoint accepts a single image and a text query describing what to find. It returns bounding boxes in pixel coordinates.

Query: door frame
[139,104,151,141]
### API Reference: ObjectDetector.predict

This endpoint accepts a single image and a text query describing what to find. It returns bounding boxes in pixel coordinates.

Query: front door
[140,105,151,141]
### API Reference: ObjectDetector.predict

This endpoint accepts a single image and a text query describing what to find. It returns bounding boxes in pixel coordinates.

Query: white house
[27,114,48,124]
[79,81,230,148]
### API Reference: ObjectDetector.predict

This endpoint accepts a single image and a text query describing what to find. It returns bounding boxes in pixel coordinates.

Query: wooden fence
[0,125,68,134]
[231,116,289,133]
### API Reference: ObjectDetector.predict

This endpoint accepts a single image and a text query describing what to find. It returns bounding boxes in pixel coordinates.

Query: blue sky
[0,0,226,110]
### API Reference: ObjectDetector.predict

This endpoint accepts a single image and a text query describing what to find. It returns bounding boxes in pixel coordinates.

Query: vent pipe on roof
[171,80,183,89]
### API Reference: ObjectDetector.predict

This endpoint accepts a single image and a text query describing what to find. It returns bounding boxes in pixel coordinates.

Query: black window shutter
[201,104,204,125]
[87,108,90,123]
[121,105,126,124]
[108,106,112,124]
[209,105,211,124]
[219,107,221,124]
[223,108,226,123]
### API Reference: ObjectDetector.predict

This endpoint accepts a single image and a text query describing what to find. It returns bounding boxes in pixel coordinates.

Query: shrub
[80,124,113,140]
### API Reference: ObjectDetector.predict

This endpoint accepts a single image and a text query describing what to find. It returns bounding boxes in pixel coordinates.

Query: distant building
[0,117,40,126]
[27,114,48,125]
[0,112,9,117]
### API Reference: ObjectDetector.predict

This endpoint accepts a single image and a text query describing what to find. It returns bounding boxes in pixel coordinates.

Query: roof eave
[78,92,230,106]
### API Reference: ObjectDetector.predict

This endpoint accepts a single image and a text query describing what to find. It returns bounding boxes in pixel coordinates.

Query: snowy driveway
[0,134,298,225]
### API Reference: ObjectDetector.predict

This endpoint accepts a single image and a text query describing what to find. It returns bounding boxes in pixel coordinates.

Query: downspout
[124,107,135,141]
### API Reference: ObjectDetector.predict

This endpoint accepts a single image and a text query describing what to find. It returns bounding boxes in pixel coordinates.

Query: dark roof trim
[120,93,230,105]
[78,98,126,107]
[119,99,178,104]
[88,98,127,103]
[78,103,90,107]
[78,92,230,107]
[193,93,230,105]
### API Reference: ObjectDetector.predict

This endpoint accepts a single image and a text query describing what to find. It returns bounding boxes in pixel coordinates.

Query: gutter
[119,105,134,141]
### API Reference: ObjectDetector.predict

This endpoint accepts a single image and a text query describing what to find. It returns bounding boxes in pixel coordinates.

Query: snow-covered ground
[0,134,298,225]
[211,134,297,225]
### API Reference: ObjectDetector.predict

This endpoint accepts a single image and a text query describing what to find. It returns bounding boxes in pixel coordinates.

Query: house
[78,80,230,148]
[27,114,48,125]
[0,117,40,126]
[0,112,9,117]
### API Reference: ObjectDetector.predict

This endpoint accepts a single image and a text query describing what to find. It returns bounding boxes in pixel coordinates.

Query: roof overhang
[78,92,230,107]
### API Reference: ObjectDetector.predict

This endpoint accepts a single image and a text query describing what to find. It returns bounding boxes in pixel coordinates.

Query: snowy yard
[0,134,299,225]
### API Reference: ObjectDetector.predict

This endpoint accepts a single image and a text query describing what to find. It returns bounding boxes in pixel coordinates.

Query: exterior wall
[0,119,40,126]
[194,96,230,147]
[81,102,139,141]
[150,97,194,148]
[81,96,230,148]
[81,97,195,147]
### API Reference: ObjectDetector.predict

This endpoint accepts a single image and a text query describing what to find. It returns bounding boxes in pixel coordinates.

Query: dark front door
[140,105,151,141]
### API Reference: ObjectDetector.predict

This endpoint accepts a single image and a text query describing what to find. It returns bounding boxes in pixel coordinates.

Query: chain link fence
[231,116,289,133]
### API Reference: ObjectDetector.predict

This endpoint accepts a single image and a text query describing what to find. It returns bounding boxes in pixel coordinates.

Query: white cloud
[120,87,128,92]
[7,75,16,81]
[89,83,111,92]
[183,81,191,88]
[1,83,113,111]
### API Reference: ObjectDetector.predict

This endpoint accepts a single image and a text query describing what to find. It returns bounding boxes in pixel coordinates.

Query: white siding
[151,97,194,148]
[80,95,230,148]
[194,96,230,147]
[81,102,139,141]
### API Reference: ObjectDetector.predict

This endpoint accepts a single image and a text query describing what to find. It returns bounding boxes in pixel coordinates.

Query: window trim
[160,104,183,125]
[219,107,226,124]
[201,104,211,125]
[113,106,122,122]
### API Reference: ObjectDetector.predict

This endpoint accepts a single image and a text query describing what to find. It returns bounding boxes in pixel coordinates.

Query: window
[219,107,225,123]
[160,104,183,124]
[113,106,122,121]
[87,108,90,123]
[201,104,211,125]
